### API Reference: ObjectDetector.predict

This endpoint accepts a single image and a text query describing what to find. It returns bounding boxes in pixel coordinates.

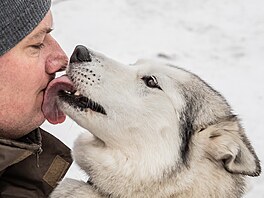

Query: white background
[42,0,264,197]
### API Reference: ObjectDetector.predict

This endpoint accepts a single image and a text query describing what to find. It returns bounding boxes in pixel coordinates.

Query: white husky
[49,46,261,198]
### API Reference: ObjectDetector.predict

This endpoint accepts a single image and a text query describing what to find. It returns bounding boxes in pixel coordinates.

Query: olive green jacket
[0,128,72,197]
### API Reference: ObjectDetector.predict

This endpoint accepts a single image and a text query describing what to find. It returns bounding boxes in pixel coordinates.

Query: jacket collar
[0,128,42,171]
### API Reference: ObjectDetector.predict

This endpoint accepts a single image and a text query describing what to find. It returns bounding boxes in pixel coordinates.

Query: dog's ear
[198,118,261,177]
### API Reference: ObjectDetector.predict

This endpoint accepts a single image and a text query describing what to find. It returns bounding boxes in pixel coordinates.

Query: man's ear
[197,118,261,177]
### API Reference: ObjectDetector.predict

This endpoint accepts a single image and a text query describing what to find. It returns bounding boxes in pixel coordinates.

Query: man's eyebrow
[29,27,53,40]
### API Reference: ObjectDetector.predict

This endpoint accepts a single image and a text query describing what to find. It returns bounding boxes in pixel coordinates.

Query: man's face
[0,11,68,139]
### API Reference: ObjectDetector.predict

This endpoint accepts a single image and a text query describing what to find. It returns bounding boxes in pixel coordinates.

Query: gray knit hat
[0,0,51,56]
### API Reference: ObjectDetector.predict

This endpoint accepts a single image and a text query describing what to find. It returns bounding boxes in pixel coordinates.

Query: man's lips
[40,75,56,93]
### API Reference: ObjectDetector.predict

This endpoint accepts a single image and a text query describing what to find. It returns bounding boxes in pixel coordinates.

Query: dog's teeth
[74,91,81,96]
[64,90,72,95]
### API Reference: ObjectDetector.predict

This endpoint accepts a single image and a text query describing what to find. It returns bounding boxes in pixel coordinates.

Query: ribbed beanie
[0,0,51,56]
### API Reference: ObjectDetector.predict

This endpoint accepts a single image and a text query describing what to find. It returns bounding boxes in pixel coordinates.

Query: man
[0,0,73,197]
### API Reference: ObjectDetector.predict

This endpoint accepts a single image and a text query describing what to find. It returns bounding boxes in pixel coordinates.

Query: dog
[50,45,261,198]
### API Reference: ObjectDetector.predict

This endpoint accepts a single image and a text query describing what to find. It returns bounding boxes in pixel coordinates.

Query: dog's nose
[70,45,92,63]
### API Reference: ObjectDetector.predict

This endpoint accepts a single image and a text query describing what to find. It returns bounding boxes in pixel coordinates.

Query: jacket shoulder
[0,128,73,197]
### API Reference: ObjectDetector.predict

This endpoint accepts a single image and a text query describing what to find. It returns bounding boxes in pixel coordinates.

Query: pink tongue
[42,75,75,124]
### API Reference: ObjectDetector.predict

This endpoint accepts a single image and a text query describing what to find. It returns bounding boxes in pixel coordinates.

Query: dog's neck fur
[73,133,245,198]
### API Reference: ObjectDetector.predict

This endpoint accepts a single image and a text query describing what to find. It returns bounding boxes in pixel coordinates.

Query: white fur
[51,49,260,198]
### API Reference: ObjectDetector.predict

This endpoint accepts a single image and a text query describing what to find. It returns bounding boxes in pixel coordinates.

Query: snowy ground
[42,0,264,197]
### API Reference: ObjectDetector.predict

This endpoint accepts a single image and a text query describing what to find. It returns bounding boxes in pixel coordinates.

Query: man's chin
[32,111,46,128]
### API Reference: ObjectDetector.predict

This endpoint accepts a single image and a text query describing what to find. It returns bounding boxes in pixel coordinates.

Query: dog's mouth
[58,90,106,115]
[42,75,106,124]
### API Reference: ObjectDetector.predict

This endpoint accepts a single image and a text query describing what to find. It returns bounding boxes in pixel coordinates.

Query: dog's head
[58,45,260,180]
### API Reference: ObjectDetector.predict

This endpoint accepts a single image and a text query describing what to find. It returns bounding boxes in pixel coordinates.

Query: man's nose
[45,36,69,74]
[70,45,91,63]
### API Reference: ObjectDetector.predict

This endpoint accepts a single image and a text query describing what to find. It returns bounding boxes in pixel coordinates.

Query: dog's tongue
[42,75,75,124]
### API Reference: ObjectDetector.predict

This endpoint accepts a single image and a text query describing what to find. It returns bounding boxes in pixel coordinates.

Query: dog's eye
[142,75,162,90]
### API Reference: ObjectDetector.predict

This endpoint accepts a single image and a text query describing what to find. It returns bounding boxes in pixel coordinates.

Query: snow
[42,0,264,197]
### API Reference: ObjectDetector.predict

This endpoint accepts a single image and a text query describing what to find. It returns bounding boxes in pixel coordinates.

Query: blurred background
[42,0,264,197]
